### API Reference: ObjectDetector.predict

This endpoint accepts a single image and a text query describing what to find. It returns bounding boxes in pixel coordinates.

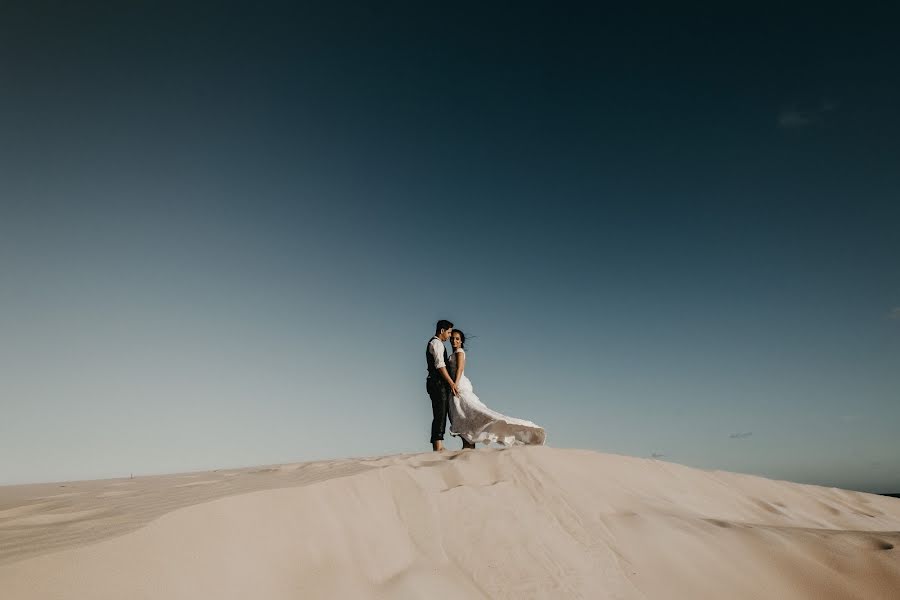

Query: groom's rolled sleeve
[429,339,446,369]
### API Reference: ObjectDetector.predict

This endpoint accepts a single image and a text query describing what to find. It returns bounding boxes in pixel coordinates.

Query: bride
[447,330,546,448]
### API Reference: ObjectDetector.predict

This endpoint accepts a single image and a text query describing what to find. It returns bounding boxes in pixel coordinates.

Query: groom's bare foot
[433,441,445,452]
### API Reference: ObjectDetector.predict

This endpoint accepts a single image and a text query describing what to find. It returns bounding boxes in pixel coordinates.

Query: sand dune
[1,447,898,599]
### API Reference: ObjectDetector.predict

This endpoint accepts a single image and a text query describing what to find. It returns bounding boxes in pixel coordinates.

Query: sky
[1,3,898,492]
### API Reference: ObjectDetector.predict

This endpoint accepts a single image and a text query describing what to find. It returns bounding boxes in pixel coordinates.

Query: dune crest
[1,447,898,599]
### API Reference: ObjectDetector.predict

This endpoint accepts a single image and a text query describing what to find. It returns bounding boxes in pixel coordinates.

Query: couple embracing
[426,319,546,452]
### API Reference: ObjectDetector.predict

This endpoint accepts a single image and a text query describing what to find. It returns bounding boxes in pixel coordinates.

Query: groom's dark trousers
[427,377,451,443]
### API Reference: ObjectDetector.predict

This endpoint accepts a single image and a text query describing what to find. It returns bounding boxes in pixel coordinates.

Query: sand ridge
[0,447,898,599]
[0,458,375,566]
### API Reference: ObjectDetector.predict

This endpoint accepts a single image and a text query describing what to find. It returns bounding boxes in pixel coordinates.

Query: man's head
[435,319,454,341]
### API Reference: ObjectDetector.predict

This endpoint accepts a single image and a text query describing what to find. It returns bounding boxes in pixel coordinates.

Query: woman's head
[450,329,466,350]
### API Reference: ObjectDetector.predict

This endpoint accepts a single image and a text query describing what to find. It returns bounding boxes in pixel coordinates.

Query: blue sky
[1,3,898,491]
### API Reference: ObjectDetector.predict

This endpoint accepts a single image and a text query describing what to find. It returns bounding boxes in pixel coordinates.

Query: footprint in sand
[706,519,735,528]
[819,501,842,516]
[752,499,785,515]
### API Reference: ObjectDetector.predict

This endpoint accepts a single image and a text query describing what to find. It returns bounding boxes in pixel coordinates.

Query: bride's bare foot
[462,440,476,449]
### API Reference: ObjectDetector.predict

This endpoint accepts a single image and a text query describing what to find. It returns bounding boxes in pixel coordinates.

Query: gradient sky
[1,3,898,492]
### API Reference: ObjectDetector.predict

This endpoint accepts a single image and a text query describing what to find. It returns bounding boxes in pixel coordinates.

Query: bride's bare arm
[454,351,466,386]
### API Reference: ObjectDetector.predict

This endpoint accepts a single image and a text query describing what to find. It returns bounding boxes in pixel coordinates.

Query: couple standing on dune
[426,319,546,452]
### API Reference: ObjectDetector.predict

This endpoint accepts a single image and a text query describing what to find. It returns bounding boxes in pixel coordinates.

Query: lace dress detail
[448,349,546,446]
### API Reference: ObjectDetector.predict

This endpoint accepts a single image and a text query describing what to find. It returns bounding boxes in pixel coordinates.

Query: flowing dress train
[448,349,546,446]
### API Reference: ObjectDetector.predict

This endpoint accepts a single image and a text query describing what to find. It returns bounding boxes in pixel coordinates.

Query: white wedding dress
[448,349,546,446]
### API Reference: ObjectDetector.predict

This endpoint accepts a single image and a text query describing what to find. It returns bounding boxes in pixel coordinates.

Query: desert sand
[1,446,898,599]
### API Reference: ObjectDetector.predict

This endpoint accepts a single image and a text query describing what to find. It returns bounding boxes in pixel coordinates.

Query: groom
[426,319,459,451]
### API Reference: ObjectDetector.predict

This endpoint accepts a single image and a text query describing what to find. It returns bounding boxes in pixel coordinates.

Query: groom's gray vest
[425,337,450,382]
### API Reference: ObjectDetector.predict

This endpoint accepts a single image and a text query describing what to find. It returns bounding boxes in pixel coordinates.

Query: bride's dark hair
[453,329,467,349]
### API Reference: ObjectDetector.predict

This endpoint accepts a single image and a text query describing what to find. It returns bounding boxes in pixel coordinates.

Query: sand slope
[1,447,898,599]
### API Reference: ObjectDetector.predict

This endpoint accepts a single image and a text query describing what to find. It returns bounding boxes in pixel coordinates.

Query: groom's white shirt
[427,336,447,376]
